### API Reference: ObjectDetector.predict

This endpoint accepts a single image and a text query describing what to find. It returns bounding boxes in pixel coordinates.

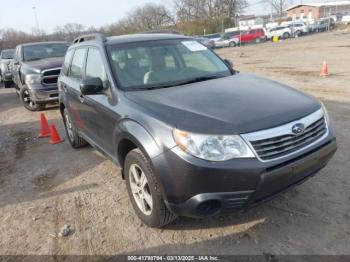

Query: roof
[286,1,350,11]
[106,33,190,45]
[19,41,68,47]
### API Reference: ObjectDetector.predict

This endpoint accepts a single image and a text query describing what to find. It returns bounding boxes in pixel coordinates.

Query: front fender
[114,119,164,162]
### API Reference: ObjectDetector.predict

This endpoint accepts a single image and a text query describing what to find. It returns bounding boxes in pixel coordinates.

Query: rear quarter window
[61,49,74,76]
[69,48,87,79]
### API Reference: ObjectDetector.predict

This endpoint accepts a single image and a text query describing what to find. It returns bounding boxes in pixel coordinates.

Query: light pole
[32,6,40,32]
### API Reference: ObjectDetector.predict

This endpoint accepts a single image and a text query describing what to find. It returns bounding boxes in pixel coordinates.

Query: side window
[61,49,74,76]
[70,48,86,79]
[14,48,20,61]
[85,48,108,88]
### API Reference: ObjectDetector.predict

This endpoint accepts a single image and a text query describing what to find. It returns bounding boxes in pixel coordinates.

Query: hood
[22,57,64,72]
[0,59,13,65]
[125,73,321,134]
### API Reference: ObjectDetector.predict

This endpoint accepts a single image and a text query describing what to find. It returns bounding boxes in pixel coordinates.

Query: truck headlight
[321,102,330,126]
[173,129,255,161]
[25,74,42,85]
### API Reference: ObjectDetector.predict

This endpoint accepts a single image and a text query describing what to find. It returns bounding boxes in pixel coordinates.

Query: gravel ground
[0,30,349,256]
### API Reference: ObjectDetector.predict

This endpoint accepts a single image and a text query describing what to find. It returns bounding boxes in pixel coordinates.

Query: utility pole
[32,6,40,32]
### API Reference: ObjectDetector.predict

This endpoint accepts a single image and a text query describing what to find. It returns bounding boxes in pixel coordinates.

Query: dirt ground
[0,30,349,256]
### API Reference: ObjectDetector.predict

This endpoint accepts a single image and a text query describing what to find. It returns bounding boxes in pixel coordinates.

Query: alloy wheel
[65,113,75,142]
[129,164,153,216]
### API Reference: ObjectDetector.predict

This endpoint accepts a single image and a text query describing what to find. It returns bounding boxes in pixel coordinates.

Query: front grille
[241,109,328,162]
[250,117,327,161]
[42,68,61,85]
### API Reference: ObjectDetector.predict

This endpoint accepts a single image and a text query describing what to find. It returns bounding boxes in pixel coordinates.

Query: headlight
[173,129,255,161]
[25,74,42,85]
[321,102,330,126]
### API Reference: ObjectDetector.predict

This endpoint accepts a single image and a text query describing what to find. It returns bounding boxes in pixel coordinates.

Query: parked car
[214,31,240,48]
[12,41,69,111]
[0,49,15,88]
[59,33,337,228]
[203,33,222,44]
[313,18,336,32]
[195,37,215,49]
[266,26,292,40]
[288,22,310,37]
[239,28,266,44]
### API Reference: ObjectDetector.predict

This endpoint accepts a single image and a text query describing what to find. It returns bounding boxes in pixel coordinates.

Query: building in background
[286,1,350,21]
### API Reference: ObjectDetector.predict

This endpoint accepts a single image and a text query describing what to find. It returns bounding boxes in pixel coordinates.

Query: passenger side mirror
[223,59,234,68]
[80,77,104,95]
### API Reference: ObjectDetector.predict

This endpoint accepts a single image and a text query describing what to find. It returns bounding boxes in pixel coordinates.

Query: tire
[20,87,45,111]
[63,108,88,148]
[125,148,176,228]
[229,41,236,47]
[255,38,261,44]
[4,81,12,88]
[283,32,290,39]
[295,31,302,38]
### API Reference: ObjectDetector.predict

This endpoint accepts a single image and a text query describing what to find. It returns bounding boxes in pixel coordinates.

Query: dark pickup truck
[12,41,69,111]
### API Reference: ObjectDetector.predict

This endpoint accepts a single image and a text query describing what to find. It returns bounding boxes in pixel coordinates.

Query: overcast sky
[0,0,333,33]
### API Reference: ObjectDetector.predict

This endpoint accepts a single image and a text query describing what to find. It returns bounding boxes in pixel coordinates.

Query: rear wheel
[63,108,88,148]
[125,148,176,228]
[295,30,302,37]
[20,87,45,111]
[229,41,236,47]
[283,32,290,39]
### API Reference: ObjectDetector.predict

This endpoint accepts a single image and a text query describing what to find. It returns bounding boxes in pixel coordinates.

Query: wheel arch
[114,120,163,178]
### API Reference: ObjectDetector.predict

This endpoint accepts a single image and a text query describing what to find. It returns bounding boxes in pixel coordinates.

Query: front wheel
[125,149,176,228]
[63,108,88,148]
[4,81,12,88]
[20,87,45,111]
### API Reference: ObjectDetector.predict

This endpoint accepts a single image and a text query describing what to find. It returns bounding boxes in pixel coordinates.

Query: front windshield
[1,50,14,59]
[108,39,232,91]
[23,43,69,62]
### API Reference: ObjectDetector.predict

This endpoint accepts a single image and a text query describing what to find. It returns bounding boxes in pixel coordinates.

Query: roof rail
[72,33,107,44]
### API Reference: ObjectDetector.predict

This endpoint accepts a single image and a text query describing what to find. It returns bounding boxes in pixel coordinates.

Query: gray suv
[0,49,15,88]
[12,41,69,111]
[58,33,337,228]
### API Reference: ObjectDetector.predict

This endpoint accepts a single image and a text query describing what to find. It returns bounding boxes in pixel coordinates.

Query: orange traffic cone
[320,61,329,77]
[49,125,64,144]
[39,113,51,138]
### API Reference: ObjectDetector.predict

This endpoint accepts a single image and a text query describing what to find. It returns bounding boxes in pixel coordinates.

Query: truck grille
[42,68,61,85]
[242,109,328,162]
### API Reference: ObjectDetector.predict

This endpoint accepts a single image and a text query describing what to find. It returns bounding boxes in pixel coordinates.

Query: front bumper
[28,84,59,103]
[152,133,337,218]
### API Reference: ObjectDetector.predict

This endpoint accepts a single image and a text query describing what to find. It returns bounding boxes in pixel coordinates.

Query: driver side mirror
[223,59,234,69]
[80,77,104,95]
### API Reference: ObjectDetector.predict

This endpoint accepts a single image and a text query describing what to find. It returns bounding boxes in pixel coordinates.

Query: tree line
[1,0,291,49]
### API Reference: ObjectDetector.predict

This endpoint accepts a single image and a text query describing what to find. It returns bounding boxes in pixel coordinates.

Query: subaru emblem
[292,123,305,135]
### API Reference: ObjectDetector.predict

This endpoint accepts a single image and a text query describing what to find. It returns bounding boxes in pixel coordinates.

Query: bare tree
[172,0,247,35]
[53,23,85,41]
[268,0,291,20]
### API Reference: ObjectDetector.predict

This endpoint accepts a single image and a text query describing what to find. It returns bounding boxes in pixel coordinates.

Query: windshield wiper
[131,75,226,91]
[176,75,225,86]
[25,58,42,61]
